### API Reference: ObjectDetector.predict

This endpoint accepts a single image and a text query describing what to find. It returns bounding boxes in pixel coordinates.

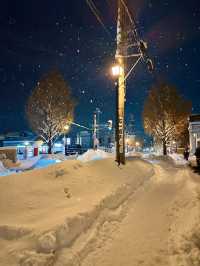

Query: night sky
[0,0,200,135]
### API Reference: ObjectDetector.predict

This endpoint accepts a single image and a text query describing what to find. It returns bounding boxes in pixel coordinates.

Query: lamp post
[135,141,140,152]
[63,124,69,154]
[112,64,125,165]
[93,113,98,150]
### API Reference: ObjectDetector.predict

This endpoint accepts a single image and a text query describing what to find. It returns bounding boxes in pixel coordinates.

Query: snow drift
[0,161,10,176]
[0,158,154,266]
[77,149,112,162]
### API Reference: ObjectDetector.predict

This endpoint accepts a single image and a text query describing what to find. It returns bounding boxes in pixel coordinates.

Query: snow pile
[44,153,73,161]
[0,158,154,265]
[77,149,112,162]
[168,176,200,266]
[0,154,68,177]
[0,161,10,176]
[142,153,168,165]
[14,156,41,171]
[189,155,197,167]
[2,159,21,168]
[126,151,142,158]
[168,153,189,166]
[142,152,189,167]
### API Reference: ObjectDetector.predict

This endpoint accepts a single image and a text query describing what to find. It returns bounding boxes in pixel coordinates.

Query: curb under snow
[19,163,154,266]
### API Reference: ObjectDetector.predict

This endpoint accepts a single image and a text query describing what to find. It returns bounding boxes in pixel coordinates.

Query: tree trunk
[48,140,52,154]
[163,140,167,155]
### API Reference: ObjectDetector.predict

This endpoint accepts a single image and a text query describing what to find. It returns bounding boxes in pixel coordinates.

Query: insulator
[146,58,154,73]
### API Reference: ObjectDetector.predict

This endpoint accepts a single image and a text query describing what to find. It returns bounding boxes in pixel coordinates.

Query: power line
[85,0,112,37]
[71,121,92,131]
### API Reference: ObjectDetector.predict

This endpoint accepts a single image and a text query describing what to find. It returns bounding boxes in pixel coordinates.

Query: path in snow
[81,163,193,266]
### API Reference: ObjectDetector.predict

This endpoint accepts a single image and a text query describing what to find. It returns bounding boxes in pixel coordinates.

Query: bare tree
[26,70,75,154]
[143,83,191,155]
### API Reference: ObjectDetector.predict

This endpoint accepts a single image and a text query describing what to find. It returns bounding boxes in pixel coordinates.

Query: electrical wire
[120,0,140,43]
[70,121,92,131]
[85,0,111,36]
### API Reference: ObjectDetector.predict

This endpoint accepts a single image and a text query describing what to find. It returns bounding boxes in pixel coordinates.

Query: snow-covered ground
[0,161,11,176]
[142,152,190,166]
[81,162,200,266]
[168,153,189,165]
[0,158,153,265]
[0,154,200,266]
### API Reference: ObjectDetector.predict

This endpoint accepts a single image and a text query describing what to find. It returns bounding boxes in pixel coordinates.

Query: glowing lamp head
[64,124,70,131]
[111,65,123,77]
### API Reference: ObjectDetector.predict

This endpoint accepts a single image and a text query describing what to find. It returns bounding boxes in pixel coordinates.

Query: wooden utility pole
[115,0,127,165]
[113,0,153,165]
[93,112,98,150]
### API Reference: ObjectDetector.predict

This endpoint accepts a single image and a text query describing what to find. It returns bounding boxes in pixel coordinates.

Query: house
[189,114,200,154]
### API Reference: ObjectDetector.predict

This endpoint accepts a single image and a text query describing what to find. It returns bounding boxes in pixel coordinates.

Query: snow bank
[168,175,200,266]
[168,153,189,166]
[126,151,142,158]
[0,158,154,265]
[189,155,197,167]
[0,161,10,176]
[44,153,72,161]
[77,149,112,162]
[14,156,41,171]
[142,152,189,167]
[0,154,68,177]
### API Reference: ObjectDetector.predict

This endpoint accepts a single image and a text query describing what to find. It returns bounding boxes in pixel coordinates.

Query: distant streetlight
[136,141,140,147]
[111,64,125,165]
[63,124,70,154]
[135,141,140,152]
[64,124,70,131]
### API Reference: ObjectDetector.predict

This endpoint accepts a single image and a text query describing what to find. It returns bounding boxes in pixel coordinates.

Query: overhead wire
[120,0,140,43]
[85,0,112,37]
[85,0,144,77]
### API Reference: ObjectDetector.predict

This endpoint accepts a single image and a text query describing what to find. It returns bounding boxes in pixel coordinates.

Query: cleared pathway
[82,163,192,266]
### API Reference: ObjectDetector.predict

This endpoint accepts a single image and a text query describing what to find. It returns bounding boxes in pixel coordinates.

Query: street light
[111,64,125,165]
[112,65,123,77]
[63,124,70,154]
[136,141,140,146]
[64,124,70,131]
[135,141,140,152]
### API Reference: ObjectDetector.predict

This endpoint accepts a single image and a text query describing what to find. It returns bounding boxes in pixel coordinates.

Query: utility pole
[112,0,154,165]
[93,112,98,150]
[115,0,127,165]
[95,108,101,140]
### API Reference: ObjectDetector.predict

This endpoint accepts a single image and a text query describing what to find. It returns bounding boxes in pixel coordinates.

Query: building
[189,114,200,154]
[98,123,114,149]
[76,131,92,149]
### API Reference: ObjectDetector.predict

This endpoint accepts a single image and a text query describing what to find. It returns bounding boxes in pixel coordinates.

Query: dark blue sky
[0,0,199,135]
